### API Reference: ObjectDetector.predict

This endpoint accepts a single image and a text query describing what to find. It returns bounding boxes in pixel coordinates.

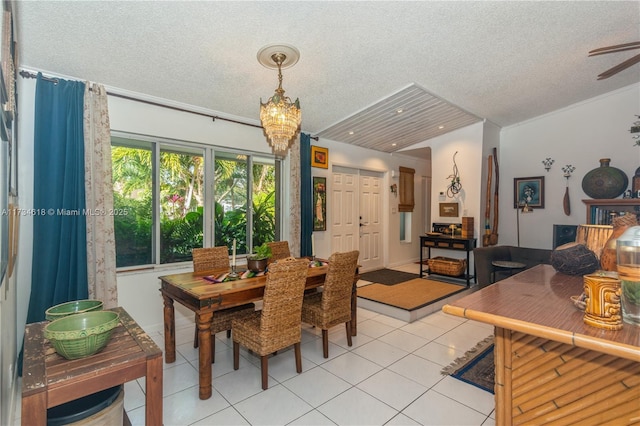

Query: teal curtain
[300,133,313,256]
[25,74,88,324]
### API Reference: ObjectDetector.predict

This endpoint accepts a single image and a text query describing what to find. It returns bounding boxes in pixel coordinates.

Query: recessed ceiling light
[396,109,404,114]
[348,131,354,135]
[391,143,397,147]
[438,125,445,129]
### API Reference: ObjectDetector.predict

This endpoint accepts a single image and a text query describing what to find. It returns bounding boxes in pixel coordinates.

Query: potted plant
[246,243,272,272]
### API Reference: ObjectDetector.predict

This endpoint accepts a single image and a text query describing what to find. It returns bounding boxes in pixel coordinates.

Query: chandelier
[258,44,301,157]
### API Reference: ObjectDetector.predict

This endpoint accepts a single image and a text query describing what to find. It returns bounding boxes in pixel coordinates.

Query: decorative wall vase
[600,214,639,271]
[563,187,570,215]
[581,158,628,199]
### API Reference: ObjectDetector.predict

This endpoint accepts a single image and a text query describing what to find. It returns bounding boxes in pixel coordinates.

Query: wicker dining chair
[266,240,291,264]
[232,257,309,390]
[192,247,255,362]
[192,246,231,272]
[301,250,359,358]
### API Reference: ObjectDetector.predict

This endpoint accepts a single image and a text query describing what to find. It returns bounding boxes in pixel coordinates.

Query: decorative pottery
[600,214,638,271]
[44,311,120,359]
[581,158,628,199]
[562,187,570,215]
[45,299,103,321]
[550,242,599,275]
[633,166,640,196]
[582,273,622,330]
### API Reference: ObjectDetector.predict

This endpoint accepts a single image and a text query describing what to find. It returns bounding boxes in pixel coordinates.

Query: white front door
[358,171,383,271]
[330,168,359,253]
[330,167,383,271]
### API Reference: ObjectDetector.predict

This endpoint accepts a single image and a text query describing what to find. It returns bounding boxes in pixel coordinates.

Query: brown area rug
[357,278,465,310]
[441,335,495,394]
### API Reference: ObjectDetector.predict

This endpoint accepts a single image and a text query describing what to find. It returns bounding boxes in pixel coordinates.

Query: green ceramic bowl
[44,311,120,360]
[45,299,103,321]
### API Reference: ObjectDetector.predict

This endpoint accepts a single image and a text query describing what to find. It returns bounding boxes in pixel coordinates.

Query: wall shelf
[582,199,640,225]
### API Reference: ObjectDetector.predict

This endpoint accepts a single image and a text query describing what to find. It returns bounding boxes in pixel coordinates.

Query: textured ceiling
[13,1,640,154]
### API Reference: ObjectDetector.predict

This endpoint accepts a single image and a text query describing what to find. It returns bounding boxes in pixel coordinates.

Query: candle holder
[562,164,575,179]
[227,265,239,279]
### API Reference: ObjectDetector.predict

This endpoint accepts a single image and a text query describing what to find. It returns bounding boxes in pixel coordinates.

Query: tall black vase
[581,158,628,199]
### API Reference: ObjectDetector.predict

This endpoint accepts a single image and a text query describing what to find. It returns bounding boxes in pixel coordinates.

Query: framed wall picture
[439,202,459,217]
[514,176,545,208]
[313,177,327,231]
[311,145,328,169]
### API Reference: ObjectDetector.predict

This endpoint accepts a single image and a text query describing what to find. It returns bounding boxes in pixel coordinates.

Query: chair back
[267,241,291,264]
[322,251,359,315]
[192,247,230,272]
[260,257,308,334]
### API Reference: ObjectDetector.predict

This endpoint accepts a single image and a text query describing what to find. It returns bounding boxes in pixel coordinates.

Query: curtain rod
[18,69,319,140]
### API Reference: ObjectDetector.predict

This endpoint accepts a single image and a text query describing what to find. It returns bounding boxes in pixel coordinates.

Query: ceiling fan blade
[589,45,640,57]
[597,52,640,80]
[589,41,640,55]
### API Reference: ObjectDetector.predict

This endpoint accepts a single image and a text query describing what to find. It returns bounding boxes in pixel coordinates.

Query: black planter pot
[246,258,268,272]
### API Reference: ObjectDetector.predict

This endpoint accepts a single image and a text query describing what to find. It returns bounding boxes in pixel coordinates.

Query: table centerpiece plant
[246,243,272,272]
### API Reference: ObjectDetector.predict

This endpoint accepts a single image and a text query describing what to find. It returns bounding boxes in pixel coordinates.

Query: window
[112,138,153,267]
[400,212,412,243]
[214,152,248,255]
[399,166,415,212]
[111,134,281,268]
[159,147,204,264]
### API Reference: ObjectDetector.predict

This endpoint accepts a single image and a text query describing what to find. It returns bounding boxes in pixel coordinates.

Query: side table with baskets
[419,235,477,286]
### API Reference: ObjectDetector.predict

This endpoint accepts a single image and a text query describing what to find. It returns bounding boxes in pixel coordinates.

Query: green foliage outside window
[112,142,277,268]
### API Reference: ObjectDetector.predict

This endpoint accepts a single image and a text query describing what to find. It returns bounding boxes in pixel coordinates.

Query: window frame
[111,131,282,271]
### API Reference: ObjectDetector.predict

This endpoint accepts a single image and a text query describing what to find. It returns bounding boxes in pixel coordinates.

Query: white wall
[499,83,640,249]
[309,138,429,270]
[402,122,485,269]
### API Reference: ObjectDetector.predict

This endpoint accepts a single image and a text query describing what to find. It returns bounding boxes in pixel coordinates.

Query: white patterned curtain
[289,137,301,257]
[84,83,118,307]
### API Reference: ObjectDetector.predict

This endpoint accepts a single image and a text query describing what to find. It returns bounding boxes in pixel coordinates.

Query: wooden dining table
[159,261,358,400]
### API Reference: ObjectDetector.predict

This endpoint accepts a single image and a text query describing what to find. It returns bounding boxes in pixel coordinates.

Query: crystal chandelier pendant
[258,45,302,157]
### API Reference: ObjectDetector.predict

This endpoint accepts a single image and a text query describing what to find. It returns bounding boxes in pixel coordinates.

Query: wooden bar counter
[443,264,640,425]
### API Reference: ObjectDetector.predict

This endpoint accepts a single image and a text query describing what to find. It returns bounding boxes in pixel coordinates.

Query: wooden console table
[21,307,163,426]
[443,265,640,425]
[419,235,476,286]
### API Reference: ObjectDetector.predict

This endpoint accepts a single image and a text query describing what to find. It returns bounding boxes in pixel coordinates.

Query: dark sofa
[473,245,552,288]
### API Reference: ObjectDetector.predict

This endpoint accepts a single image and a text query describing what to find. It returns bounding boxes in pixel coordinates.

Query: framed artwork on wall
[313,177,327,231]
[439,202,459,217]
[514,176,545,208]
[311,145,328,169]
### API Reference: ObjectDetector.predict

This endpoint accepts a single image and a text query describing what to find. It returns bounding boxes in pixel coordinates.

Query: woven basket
[428,256,466,277]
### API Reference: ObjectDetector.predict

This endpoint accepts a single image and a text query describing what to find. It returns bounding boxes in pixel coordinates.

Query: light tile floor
[14,263,496,426]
